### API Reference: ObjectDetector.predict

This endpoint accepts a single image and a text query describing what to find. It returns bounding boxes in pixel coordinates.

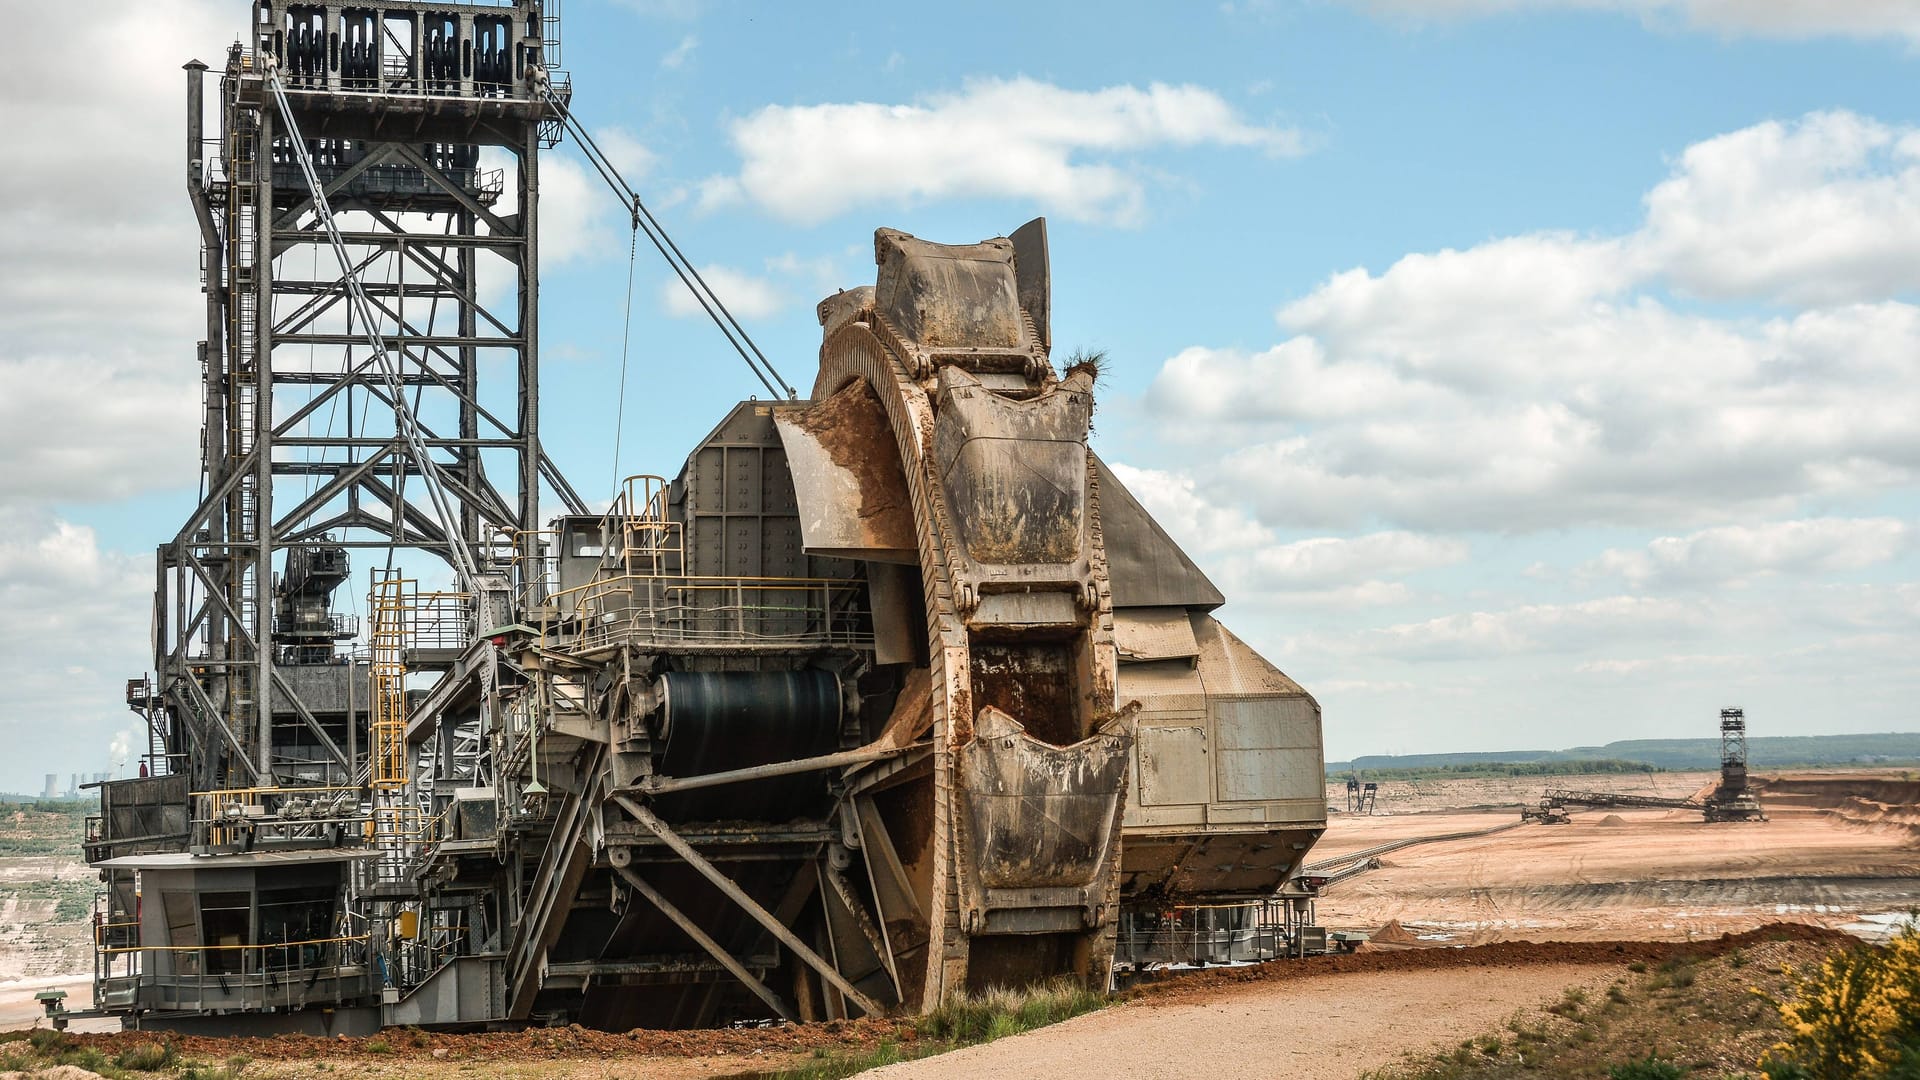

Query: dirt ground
[1323,769,1721,817]
[5,771,1908,1079]
[870,963,1622,1080]
[1312,771,1920,945]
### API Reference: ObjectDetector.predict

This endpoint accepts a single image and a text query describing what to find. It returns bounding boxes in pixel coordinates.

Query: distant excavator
[1523,708,1766,824]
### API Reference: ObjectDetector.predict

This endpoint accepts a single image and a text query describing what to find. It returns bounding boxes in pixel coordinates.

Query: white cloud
[485,126,657,271]
[597,128,660,181]
[1109,463,1463,603]
[0,355,198,501]
[1641,112,1920,304]
[660,34,699,69]
[1142,112,1920,533]
[1249,531,1469,589]
[0,509,153,790]
[1310,595,1714,662]
[1350,0,1920,42]
[659,264,789,320]
[704,77,1303,225]
[1583,518,1915,587]
[1107,463,1273,553]
[0,1,228,504]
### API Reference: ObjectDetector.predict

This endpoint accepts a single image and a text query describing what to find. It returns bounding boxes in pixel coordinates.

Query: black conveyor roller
[652,670,843,821]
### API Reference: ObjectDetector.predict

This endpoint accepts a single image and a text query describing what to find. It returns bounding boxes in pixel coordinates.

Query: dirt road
[869,962,1620,1080]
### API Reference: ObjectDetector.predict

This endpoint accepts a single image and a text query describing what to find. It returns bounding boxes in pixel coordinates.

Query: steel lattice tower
[139,2,583,795]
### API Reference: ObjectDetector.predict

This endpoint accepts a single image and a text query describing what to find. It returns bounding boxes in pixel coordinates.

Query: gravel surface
[868,962,1621,1080]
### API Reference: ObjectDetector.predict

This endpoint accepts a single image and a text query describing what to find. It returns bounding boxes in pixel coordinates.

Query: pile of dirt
[1132,922,1856,1007]
[1370,919,1419,945]
[1752,776,1920,840]
[1597,814,1628,827]
[58,1014,919,1065]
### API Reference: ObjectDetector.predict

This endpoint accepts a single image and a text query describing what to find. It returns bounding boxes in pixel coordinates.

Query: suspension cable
[612,223,639,491]
[538,80,796,400]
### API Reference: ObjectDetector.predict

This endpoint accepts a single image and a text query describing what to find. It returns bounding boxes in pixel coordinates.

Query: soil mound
[1370,919,1419,945]
[1752,777,1920,839]
[1597,814,1628,827]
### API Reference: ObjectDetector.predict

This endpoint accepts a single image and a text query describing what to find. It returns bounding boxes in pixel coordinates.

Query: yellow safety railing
[96,933,370,959]
[542,572,871,653]
[369,571,410,791]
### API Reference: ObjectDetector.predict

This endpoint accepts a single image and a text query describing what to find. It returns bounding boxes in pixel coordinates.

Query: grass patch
[766,980,1109,1080]
[114,1040,178,1070]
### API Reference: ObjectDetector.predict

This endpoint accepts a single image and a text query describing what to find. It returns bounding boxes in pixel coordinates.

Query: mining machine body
[80,0,1325,1034]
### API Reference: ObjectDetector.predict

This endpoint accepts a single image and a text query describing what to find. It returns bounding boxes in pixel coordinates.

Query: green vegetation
[0,798,90,856]
[1359,933,1853,1079]
[768,980,1110,1080]
[1334,759,1662,782]
[0,1031,238,1080]
[1758,922,1920,1080]
[1607,1058,1686,1080]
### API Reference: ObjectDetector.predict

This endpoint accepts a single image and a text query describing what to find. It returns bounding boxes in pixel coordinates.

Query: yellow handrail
[97,933,370,957]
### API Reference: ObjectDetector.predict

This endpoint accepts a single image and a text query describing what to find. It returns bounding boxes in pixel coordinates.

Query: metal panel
[1137,725,1209,806]
[1113,608,1200,662]
[1213,698,1322,803]
[1116,658,1206,714]
[771,378,917,564]
[1095,458,1225,611]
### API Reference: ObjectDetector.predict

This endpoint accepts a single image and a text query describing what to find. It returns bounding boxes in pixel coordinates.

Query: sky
[3,0,1920,791]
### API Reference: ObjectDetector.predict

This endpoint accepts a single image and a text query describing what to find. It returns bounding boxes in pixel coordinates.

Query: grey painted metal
[148,4,569,792]
[1093,456,1226,611]
[382,956,505,1028]
[611,797,884,1017]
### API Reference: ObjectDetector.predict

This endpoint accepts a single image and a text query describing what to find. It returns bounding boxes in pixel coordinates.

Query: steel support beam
[612,865,796,1022]
[623,742,928,797]
[612,796,884,1018]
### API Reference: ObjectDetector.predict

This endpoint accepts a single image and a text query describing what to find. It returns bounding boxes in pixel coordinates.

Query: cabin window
[199,891,251,975]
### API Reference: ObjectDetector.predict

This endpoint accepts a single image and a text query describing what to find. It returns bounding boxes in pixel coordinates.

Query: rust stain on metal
[788,377,917,547]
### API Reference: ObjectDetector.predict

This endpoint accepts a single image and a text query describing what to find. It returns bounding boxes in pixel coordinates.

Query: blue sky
[3,0,1919,791]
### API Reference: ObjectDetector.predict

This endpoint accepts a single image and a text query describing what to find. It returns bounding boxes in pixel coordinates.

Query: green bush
[115,1040,178,1070]
[1607,1056,1685,1080]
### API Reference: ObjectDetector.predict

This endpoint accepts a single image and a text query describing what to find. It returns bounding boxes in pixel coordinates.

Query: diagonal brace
[612,864,795,1022]
[612,796,884,1018]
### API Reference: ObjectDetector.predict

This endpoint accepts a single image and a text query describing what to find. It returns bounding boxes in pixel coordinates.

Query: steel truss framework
[140,2,581,796]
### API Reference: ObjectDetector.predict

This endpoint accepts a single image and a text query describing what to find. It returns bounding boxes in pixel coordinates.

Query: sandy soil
[1324,770,1719,816]
[868,962,1622,1080]
[6,770,1903,1079]
[1313,772,1920,944]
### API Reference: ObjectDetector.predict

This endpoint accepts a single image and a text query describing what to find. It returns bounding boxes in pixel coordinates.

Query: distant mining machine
[1530,707,1765,824]
[79,0,1326,1034]
[1704,708,1766,822]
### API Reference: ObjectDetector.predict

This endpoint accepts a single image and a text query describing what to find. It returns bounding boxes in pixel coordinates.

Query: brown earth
[34,926,1846,1080]
[858,925,1856,1080]
[8,771,1907,1078]
[1315,770,1920,946]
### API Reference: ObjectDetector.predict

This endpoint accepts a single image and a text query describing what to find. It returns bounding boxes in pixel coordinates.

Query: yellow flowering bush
[1761,923,1920,1080]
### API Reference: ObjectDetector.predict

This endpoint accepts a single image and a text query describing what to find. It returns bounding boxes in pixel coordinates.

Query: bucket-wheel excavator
[80,0,1325,1034]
